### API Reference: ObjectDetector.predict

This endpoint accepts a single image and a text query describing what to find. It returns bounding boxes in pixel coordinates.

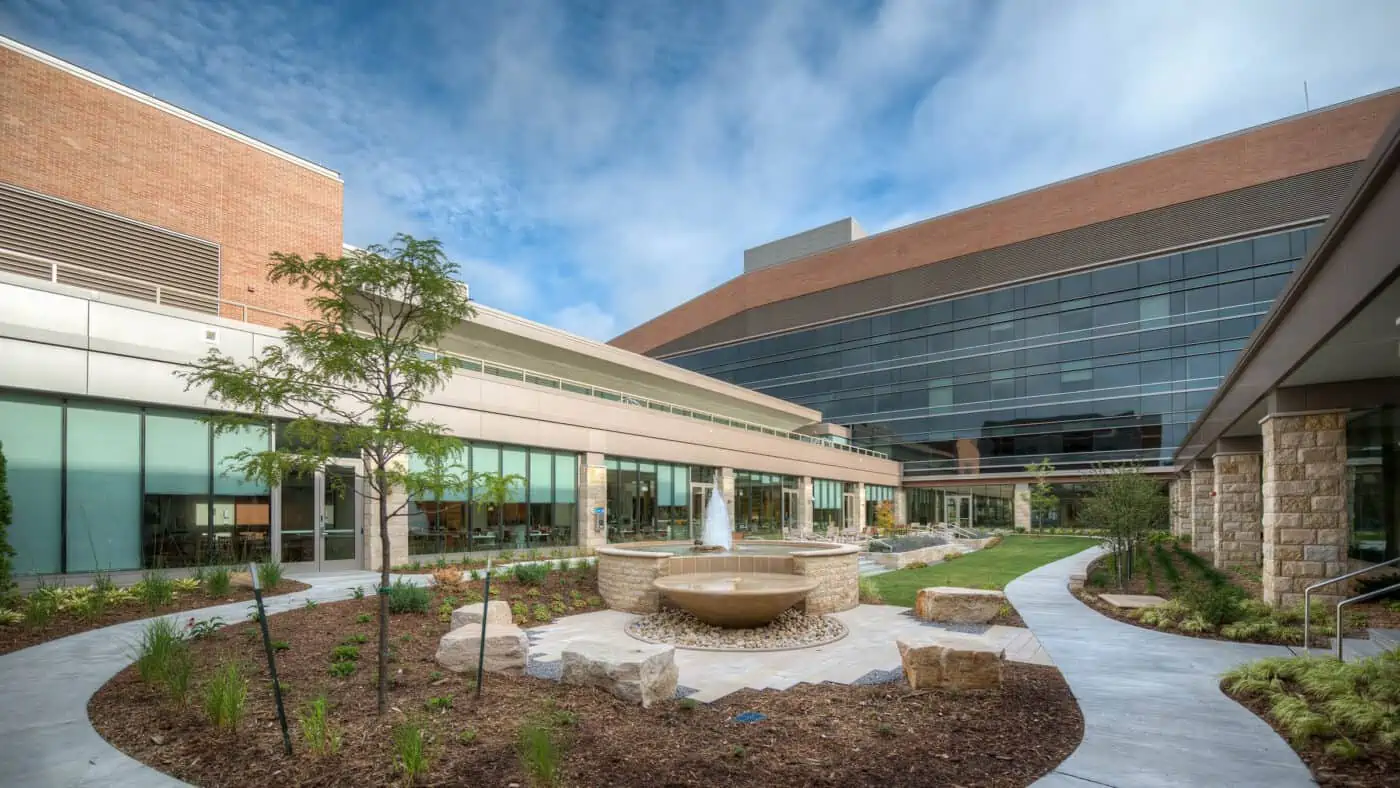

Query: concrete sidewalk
[1007,547,1315,788]
[0,570,401,788]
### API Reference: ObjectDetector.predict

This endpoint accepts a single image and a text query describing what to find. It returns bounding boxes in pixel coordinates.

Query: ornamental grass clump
[297,695,343,755]
[392,720,433,785]
[203,662,248,729]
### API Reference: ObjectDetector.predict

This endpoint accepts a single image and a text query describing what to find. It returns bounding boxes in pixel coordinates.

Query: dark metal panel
[653,163,1359,357]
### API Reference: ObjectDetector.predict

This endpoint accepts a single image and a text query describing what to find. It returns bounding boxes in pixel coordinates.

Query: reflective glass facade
[734,470,799,538]
[407,443,578,555]
[1346,409,1400,563]
[669,226,1321,476]
[907,485,1014,530]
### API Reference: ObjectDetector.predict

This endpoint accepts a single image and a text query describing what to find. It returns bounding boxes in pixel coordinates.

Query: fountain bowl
[652,572,819,628]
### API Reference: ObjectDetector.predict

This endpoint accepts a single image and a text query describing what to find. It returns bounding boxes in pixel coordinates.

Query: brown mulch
[1226,687,1400,788]
[90,592,1083,787]
[0,580,310,656]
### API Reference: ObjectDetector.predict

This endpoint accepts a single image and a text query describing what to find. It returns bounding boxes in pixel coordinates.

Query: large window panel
[0,394,63,574]
[144,412,211,568]
[66,404,142,572]
[212,424,271,564]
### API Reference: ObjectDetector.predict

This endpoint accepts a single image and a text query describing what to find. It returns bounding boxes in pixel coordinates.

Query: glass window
[555,454,577,504]
[144,412,210,569]
[1139,294,1169,322]
[528,450,552,503]
[0,394,63,573]
[66,403,142,572]
[1254,232,1291,264]
[1183,247,1218,277]
[212,424,272,564]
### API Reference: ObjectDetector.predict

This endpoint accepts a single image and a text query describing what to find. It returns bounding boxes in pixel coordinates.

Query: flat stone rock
[435,621,528,676]
[450,600,513,630]
[914,586,1006,624]
[897,632,1004,690]
[561,637,678,708]
[1098,594,1167,609]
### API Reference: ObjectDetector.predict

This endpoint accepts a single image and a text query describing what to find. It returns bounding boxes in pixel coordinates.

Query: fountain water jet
[701,486,732,551]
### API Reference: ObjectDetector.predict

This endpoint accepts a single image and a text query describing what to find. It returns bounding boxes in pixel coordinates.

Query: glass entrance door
[781,488,799,535]
[689,483,712,542]
[278,464,361,570]
[842,492,857,535]
[944,494,973,530]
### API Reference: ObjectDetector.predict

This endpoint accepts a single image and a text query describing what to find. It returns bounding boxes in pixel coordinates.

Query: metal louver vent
[0,181,220,314]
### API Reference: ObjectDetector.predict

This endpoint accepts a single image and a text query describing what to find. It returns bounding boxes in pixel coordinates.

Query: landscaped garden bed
[869,534,1097,609]
[0,564,309,656]
[90,567,1084,787]
[1222,652,1400,788]
[1075,540,1394,646]
[391,547,594,574]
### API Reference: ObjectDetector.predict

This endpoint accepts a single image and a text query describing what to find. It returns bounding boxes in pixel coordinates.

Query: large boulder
[914,586,1006,624]
[897,633,1004,690]
[435,621,528,676]
[450,600,513,630]
[560,638,678,708]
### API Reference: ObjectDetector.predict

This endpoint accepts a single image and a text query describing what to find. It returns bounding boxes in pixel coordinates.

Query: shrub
[532,604,551,622]
[137,571,175,609]
[518,720,564,787]
[1177,582,1244,627]
[203,662,248,729]
[393,721,432,785]
[330,644,360,662]
[298,695,342,755]
[344,632,368,644]
[388,579,431,613]
[22,590,57,628]
[511,563,549,586]
[329,660,356,677]
[272,639,291,652]
[858,576,884,605]
[356,612,373,624]
[256,561,284,589]
[550,600,567,615]
[426,695,453,711]
[430,566,463,589]
[135,618,186,683]
[171,577,201,593]
[203,566,232,597]
[352,585,366,600]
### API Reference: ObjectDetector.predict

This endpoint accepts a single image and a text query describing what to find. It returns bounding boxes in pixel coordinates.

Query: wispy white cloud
[3,0,1399,341]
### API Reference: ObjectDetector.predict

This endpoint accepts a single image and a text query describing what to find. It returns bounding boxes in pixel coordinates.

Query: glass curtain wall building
[669,226,1320,479]
[407,443,578,555]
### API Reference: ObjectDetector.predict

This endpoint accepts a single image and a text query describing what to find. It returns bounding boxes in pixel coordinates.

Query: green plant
[1078,462,1167,588]
[356,612,373,624]
[304,599,319,610]
[187,616,224,640]
[388,579,431,613]
[677,698,700,711]
[329,660,356,678]
[549,600,567,615]
[1178,581,1245,627]
[426,695,453,711]
[203,662,248,729]
[429,670,445,682]
[392,721,433,785]
[271,639,291,652]
[172,577,201,593]
[511,562,549,586]
[497,550,516,563]
[203,565,232,597]
[256,561,284,589]
[459,728,478,744]
[297,695,343,755]
[518,721,564,787]
[331,644,361,662]
[532,604,551,622]
[135,618,185,682]
[858,576,884,605]
[0,441,13,595]
[137,571,175,609]
[352,585,366,600]
[729,744,747,759]
[344,632,368,645]
[438,601,454,623]
[525,587,541,599]
[586,596,602,607]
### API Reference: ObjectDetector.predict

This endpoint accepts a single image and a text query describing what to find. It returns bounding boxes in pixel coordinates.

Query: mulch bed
[1072,550,1388,647]
[90,591,1083,787]
[0,580,310,657]
[1226,687,1400,788]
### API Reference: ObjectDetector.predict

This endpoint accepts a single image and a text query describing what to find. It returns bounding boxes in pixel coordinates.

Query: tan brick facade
[1190,464,1215,558]
[614,90,1400,354]
[0,43,343,327]
[1261,412,1349,608]
[1212,453,1262,570]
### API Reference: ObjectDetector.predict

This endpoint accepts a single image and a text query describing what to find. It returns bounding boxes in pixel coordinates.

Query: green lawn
[870,534,1097,607]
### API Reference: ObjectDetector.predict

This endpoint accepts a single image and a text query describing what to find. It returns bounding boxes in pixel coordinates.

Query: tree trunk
[377,474,390,716]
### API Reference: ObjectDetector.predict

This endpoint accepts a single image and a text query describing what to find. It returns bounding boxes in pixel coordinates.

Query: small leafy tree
[179,234,472,714]
[872,500,895,538]
[1078,462,1168,589]
[0,440,15,594]
[1025,457,1058,531]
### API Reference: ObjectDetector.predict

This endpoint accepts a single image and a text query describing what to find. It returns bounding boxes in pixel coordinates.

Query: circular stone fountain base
[626,609,848,652]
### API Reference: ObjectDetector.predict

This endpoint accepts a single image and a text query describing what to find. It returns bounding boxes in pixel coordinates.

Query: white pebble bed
[626,608,848,651]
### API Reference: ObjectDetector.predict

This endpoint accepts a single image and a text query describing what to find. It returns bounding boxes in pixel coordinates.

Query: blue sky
[4,1,1400,341]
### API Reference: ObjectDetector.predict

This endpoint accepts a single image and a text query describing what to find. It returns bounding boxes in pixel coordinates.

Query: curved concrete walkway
[1007,547,1315,788]
[0,570,396,788]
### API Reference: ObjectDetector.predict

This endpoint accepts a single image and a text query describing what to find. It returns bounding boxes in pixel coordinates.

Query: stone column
[799,477,815,536]
[1013,483,1031,531]
[365,458,409,571]
[1190,463,1215,558]
[1168,479,1183,537]
[719,467,736,530]
[854,482,867,533]
[893,487,908,528]
[1212,452,1262,570]
[1261,411,1349,608]
[577,452,608,552]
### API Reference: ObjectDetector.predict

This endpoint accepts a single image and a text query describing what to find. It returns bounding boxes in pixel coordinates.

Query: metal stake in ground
[250,562,293,756]
[476,557,492,698]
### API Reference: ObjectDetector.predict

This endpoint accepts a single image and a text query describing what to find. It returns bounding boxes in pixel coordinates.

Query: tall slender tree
[1025,457,1058,531]
[180,234,473,714]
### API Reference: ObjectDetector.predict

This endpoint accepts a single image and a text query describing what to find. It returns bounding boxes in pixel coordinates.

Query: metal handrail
[1,248,888,459]
[1336,581,1400,660]
[1303,555,1400,655]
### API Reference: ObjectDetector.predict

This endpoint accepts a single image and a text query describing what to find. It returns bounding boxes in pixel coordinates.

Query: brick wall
[0,43,343,327]
[614,89,1400,354]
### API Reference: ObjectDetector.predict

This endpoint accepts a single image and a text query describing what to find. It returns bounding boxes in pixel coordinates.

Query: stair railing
[1336,580,1400,660]
[1303,556,1400,657]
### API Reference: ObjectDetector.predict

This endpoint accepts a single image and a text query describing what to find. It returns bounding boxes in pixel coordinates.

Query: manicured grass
[870,535,1097,607]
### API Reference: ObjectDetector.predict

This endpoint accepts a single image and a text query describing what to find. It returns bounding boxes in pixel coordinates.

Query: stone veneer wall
[1261,411,1349,608]
[1213,452,1263,570]
[1190,464,1215,558]
[793,550,860,614]
[1169,479,1186,538]
[869,543,967,570]
[1013,483,1031,531]
[596,551,670,613]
